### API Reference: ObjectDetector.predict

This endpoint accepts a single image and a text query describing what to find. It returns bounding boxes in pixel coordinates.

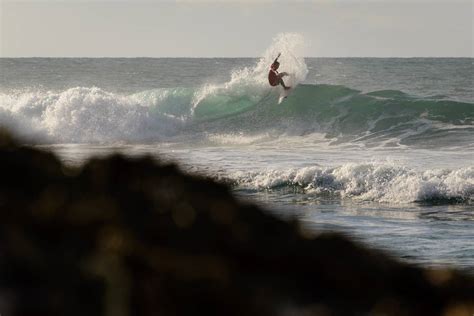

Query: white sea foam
[229,163,474,203]
[0,87,182,143]
[206,132,272,146]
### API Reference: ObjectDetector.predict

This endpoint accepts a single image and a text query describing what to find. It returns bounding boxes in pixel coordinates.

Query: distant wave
[223,163,474,204]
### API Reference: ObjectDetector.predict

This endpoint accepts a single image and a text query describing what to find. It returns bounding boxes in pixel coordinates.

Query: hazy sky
[1,0,472,57]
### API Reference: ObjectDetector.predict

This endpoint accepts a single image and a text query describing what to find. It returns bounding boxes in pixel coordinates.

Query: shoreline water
[35,142,474,273]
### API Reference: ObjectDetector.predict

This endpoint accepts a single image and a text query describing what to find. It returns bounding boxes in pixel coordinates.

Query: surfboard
[278,73,296,104]
[278,87,293,104]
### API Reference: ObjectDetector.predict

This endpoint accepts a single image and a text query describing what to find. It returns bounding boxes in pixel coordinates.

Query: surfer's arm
[273,53,281,64]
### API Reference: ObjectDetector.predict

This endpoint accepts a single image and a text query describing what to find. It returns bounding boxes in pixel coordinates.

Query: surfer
[268,53,291,90]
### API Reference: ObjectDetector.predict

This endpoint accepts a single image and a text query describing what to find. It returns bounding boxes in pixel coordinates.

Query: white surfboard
[278,87,294,104]
[277,73,296,104]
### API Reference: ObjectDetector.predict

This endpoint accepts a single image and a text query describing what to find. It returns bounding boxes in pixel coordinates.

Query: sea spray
[253,32,309,85]
[191,33,309,113]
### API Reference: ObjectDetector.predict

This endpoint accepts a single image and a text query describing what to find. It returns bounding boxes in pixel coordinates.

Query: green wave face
[1,84,471,145]
[193,93,262,120]
[133,83,473,147]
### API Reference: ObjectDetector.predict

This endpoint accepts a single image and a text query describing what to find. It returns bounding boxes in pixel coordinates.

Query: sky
[1,0,472,57]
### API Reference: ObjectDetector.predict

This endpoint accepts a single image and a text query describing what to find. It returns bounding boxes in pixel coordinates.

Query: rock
[0,129,472,316]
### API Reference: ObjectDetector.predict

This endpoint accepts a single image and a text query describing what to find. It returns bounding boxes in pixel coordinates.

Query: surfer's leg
[279,77,291,90]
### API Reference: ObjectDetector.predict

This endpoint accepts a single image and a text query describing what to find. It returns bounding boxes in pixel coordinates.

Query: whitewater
[1,34,473,271]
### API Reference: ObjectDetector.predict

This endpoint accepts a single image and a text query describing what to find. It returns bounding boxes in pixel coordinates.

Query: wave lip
[229,163,474,204]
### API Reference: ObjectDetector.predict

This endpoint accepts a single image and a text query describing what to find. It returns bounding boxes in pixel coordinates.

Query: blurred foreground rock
[0,129,473,316]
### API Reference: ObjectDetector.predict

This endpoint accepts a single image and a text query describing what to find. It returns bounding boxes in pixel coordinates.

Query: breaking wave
[225,163,474,204]
[1,83,472,147]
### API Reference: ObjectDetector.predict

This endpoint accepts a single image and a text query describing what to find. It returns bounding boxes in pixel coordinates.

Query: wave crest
[228,163,474,204]
[0,87,182,143]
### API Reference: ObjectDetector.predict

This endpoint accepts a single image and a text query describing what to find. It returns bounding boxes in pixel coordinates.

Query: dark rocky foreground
[0,129,473,316]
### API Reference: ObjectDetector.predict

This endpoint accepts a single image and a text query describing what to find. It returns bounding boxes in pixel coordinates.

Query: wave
[1,83,472,147]
[224,163,474,204]
[0,87,184,143]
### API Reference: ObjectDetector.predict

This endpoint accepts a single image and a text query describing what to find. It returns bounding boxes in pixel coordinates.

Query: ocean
[1,40,473,272]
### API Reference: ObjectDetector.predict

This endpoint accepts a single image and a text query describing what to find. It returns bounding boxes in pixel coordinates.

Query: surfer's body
[268,53,291,90]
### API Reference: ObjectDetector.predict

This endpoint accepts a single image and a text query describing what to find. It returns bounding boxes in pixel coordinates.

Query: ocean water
[1,35,473,272]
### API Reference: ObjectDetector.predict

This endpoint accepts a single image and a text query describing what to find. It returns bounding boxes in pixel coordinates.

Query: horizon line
[1,56,473,59]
